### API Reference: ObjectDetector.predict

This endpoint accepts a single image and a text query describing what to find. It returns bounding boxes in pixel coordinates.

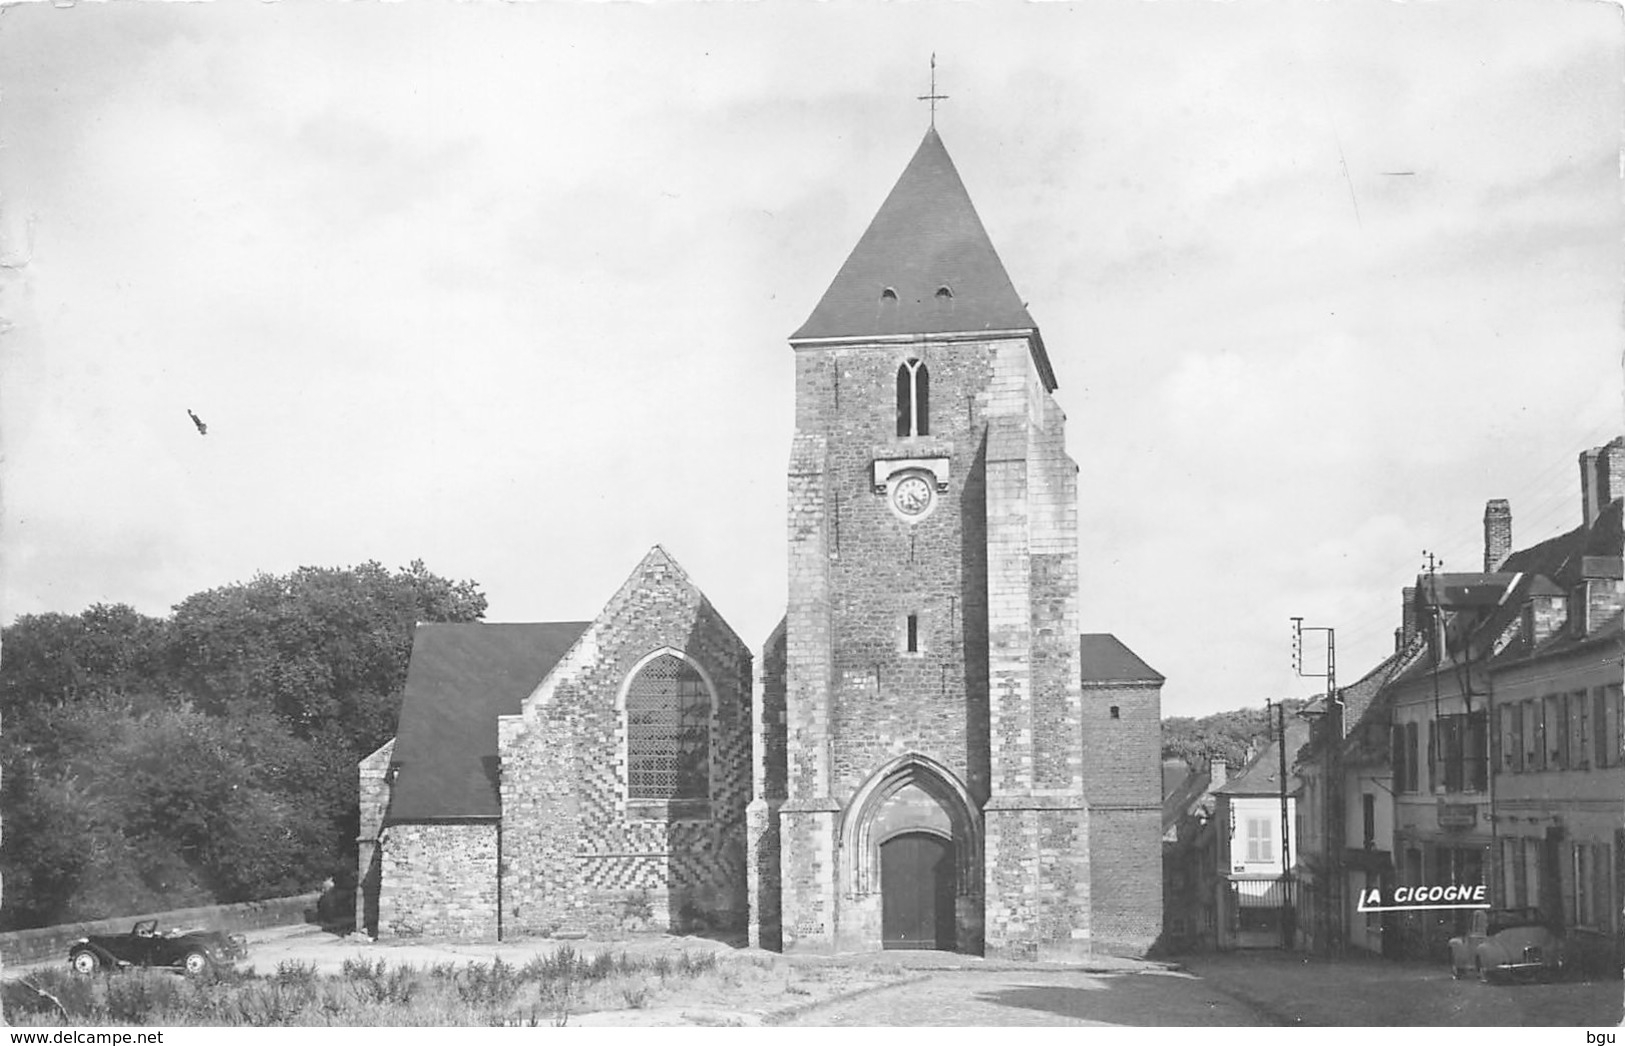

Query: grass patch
[2,948,767,1027]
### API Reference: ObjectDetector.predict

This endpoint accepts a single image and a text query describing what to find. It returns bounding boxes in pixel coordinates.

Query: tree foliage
[1161,698,1309,770]
[0,562,485,930]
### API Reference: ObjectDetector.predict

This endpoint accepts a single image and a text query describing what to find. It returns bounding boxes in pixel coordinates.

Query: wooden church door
[880,832,956,950]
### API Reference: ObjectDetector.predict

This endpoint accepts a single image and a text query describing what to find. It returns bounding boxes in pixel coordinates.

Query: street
[785,967,1264,1026]
[785,951,1625,1027]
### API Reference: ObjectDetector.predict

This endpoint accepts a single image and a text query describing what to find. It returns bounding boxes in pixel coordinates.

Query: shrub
[621,890,654,923]
[340,957,417,1007]
[104,973,182,1025]
[273,960,318,986]
[453,958,519,1008]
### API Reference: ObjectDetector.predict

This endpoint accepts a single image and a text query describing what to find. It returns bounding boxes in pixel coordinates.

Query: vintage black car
[68,919,248,975]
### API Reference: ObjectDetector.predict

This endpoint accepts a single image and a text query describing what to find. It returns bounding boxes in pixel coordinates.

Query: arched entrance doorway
[840,753,983,954]
[880,831,956,949]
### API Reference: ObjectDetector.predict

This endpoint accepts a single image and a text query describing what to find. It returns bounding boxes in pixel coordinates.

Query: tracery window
[625,653,710,801]
[896,358,930,437]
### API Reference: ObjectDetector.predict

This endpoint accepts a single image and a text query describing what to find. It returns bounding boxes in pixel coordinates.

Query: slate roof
[791,128,1055,388]
[1162,764,1213,834]
[1163,758,1191,799]
[1340,641,1428,766]
[1215,719,1310,796]
[386,621,588,822]
[1079,633,1165,684]
[1393,496,1623,684]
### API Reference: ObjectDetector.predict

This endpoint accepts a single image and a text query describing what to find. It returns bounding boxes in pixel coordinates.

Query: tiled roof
[386,621,589,821]
[1079,633,1165,683]
[791,129,1052,383]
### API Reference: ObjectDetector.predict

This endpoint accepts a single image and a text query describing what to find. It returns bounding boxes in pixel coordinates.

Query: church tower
[747,126,1146,960]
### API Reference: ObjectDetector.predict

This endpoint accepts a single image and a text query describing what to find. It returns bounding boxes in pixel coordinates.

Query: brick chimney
[1576,557,1625,636]
[1396,585,1418,652]
[1580,437,1625,528]
[1208,757,1227,791]
[1483,499,1512,572]
[1524,581,1568,647]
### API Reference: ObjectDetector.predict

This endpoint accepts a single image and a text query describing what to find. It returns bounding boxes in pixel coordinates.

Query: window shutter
[1490,706,1503,777]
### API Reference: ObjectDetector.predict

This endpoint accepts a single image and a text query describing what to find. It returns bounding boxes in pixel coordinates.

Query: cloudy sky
[2,1,1620,719]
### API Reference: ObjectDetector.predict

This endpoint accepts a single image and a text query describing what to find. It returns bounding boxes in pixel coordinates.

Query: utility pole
[1293,617,1340,954]
[1269,698,1292,950]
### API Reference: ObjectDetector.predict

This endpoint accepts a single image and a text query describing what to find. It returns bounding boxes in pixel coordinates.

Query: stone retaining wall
[0,892,322,968]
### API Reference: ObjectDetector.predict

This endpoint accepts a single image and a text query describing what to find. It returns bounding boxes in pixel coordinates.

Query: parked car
[68,919,248,975]
[1449,907,1564,983]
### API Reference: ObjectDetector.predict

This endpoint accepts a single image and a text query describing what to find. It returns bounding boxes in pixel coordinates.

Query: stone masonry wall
[1029,388,1081,794]
[748,620,788,950]
[1088,808,1163,954]
[355,738,395,936]
[1082,680,1164,954]
[816,340,998,800]
[377,822,498,938]
[982,340,1091,961]
[498,548,752,939]
[1081,682,1163,807]
[779,337,1009,952]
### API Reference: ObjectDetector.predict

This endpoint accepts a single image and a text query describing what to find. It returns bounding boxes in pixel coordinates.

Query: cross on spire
[917,53,949,127]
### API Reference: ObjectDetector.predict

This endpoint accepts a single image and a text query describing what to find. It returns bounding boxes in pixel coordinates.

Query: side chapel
[358,125,1165,958]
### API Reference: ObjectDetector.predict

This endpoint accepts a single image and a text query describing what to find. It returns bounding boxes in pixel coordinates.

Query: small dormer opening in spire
[935,285,953,300]
[896,358,930,437]
[788,127,1057,391]
[881,287,898,302]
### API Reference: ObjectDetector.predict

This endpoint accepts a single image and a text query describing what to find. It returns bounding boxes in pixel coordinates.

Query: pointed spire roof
[792,129,1048,376]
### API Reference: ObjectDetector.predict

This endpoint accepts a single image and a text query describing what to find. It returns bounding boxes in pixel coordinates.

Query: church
[357,125,1165,959]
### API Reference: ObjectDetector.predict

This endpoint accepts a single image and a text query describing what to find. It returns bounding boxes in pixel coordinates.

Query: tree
[166,560,485,751]
[1162,699,1309,770]
[0,604,170,730]
[0,560,486,929]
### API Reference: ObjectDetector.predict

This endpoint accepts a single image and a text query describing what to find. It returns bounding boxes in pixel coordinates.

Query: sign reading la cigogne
[1356,884,1490,913]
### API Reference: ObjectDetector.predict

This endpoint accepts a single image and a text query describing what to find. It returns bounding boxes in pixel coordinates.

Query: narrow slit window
[896,358,930,437]
[1110,705,1121,720]
[906,613,919,653]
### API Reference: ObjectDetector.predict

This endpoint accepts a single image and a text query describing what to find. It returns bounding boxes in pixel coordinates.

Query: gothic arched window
[896,358,929,438]
[625,652,711,801]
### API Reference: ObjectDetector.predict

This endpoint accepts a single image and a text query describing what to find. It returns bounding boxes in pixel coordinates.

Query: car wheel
[70,949,102,975]
[181,950,211,976]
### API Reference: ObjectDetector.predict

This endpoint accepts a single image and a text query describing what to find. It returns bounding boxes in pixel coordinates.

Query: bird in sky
[187,409,208,436]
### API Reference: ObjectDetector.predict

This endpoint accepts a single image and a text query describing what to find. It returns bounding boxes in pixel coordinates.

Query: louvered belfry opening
[626,653,710,800]
[896,358,930,437]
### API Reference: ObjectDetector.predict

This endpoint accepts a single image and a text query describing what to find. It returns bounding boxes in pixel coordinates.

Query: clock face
[892,475,933,516]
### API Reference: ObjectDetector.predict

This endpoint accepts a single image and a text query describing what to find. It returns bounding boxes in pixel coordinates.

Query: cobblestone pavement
[783,950,1625,1027]
[782,968,1267,1026]
[1179,950,1625,1027]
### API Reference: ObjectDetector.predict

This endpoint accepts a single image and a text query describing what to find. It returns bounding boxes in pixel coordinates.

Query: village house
[1289,436,1623,962]
[1484,440,1623,970]
[1207,721,1306,950]
[1161,756,1222,951]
